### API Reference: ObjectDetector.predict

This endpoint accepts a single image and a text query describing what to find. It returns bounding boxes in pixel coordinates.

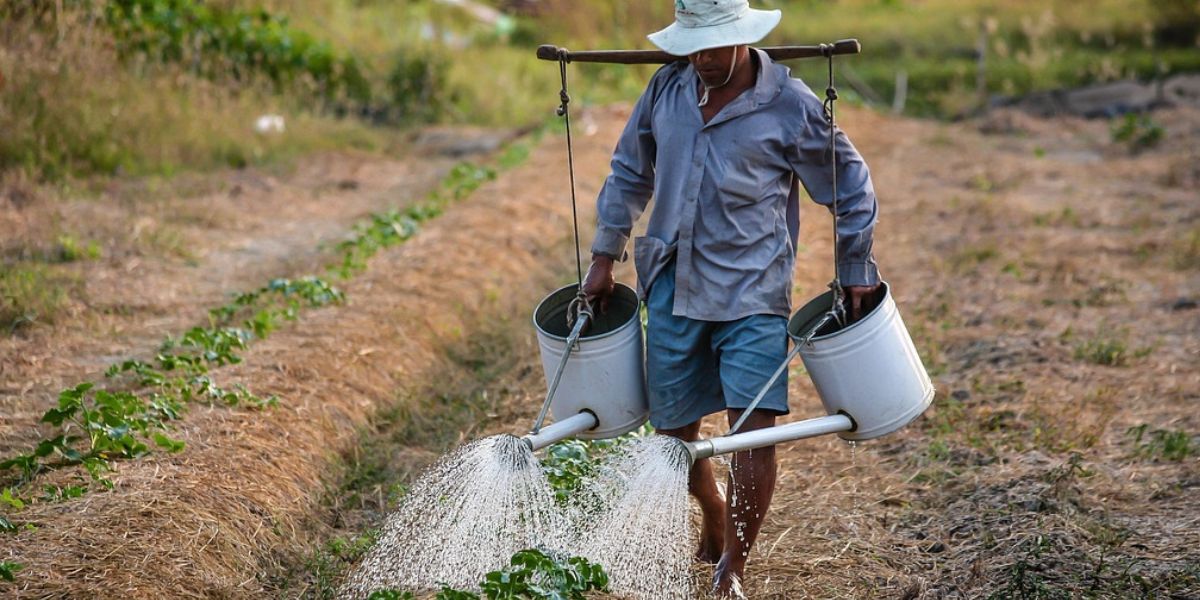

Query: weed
[969,173,995,193]
[1174,228,1200,270]
[1127,425,1195,461]
[54,235,102,263]
[0,561,22,582]
[0,264,81,333]
[497,142,532,170]
[301,531,381,599]
[987,536,1070,600]
[1032,206,1081,228]
[950,243,999,273]
[1111,113,1165,151]
[42,483,87,502]
[1073,333,1131,366]
[1044,452,1094,489]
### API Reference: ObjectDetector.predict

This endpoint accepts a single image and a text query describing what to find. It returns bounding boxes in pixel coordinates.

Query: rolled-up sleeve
[591,70,664,261]
[786,98,880,287]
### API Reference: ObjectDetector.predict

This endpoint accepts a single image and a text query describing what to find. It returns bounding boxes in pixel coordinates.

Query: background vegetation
[2,0,1197,182]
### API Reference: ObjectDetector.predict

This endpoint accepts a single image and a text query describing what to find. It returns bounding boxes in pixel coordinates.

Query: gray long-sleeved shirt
[591,48,879,322]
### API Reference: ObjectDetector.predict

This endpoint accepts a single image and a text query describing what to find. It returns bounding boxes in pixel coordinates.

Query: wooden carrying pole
[536,39,860,64]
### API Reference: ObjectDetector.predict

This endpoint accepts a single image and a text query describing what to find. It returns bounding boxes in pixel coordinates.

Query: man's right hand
[581,255,616,313]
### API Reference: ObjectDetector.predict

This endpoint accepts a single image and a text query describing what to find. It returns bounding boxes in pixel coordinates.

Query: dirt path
[2,101,1197,598]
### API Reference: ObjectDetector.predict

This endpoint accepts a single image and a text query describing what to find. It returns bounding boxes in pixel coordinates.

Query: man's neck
[699,47,758,119]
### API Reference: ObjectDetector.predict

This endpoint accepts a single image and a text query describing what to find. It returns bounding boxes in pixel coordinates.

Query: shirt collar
[681,47,786,106]
[750,47,786,105]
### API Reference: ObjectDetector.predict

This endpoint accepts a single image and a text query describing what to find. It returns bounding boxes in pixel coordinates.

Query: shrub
[105,0,371,105]
[386,49,455,124]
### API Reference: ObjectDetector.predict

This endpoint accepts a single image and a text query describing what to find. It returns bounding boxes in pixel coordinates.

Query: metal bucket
[788,282,933,441]
[533,283,648,440]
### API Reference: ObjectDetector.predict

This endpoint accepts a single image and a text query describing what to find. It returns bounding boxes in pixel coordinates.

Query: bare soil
[1,103,1197,599]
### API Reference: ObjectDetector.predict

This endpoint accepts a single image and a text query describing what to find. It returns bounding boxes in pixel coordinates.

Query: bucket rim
[533,282,641,343]
[787,281,892,344]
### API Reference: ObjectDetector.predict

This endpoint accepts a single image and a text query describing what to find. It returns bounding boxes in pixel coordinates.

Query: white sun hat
[648,0,782,57]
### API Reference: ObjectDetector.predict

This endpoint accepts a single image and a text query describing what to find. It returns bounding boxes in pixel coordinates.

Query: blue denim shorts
[645,260,790,430]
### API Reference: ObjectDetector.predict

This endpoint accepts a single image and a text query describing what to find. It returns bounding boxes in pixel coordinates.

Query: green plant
[0,276,345,492]
[0,264,81,333]
[540,423,652,503]
[302,531,381,599]
[372,549,608,600]
[1174,228,1200,270]
[42,483,88,502]
[331,162,497,278]
[387,49,454,124]
[1111,113,1165,151]
[0,561,22,582]
[541,439,600,503]
[105,0,370,105]
[1127,425,1195,461]
[368,591,414,600]
[987,536,1070,600]
[0,382,187,487]
[54,235,102,262]
[1073,335,1130,366]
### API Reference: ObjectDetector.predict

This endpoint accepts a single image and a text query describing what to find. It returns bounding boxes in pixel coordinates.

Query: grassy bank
[5,1,1195,182]
[0,2,395,182]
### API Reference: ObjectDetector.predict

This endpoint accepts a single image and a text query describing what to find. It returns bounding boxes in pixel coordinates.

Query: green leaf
[0,488,25,510]
[41,406,77,426]
[42,484,87,502]
[367,590,416,600]
[152,433,186,453]
[0,515,17,533]
[0,561,22,582]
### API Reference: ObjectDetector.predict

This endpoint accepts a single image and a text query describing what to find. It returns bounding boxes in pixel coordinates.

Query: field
[2,1,1199,599]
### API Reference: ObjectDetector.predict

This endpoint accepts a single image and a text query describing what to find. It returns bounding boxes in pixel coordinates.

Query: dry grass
[260,105,1200,599]
[0,107,623,598]
[1,80,1198,598]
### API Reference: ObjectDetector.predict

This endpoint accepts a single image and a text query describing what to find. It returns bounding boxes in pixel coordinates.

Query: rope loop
[566,293,594,343]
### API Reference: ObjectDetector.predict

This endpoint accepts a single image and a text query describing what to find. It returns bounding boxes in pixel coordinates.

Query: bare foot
[711,564,746,599]
[696,527,724,564]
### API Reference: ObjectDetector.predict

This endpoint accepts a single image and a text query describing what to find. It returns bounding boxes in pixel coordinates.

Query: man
[581,1,881,597]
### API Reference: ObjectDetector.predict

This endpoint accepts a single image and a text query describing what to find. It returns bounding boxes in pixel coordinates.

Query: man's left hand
[843,284,881,322]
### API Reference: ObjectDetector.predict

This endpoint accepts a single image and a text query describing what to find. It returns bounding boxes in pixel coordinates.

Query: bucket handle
[726,311,835,436]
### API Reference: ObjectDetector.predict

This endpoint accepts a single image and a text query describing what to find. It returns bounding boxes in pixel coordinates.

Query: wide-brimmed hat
[648,0,782,57]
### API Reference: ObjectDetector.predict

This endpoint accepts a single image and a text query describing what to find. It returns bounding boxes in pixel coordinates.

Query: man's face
[688,46,739,88]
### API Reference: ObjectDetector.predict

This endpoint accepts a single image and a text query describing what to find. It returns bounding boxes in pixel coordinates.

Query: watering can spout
[683,413,855,463]
[521,411,599,452]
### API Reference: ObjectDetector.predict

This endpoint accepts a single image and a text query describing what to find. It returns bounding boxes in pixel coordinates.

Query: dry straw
[3,108,624,598]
